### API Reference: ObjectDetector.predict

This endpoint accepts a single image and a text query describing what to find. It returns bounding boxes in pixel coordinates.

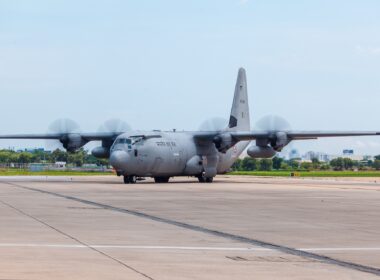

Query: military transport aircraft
[1,68,379,184]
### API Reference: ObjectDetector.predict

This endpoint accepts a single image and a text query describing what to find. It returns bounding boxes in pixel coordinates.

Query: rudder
[227,68,250,131]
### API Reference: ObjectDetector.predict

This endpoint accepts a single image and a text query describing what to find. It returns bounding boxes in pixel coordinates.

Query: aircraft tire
[197,176,206,183]
[124,175,137,184]
[205,177,214,183]
[198,175,213,183]
[129,175,137,184]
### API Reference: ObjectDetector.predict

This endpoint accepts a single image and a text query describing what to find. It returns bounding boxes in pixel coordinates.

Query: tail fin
[227,68,250,131]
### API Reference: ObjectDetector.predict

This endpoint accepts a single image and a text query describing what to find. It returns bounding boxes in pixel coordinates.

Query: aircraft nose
[109,150,129,170]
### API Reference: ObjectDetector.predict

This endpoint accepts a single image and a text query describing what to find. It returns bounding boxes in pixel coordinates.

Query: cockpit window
[112,137,143,151]
[130,136,143,145]
[112,138,131,147]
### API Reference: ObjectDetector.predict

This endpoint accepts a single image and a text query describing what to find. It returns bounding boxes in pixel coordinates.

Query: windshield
[111,138,132,151]
[111,137,144,151]
[114,138,132,145]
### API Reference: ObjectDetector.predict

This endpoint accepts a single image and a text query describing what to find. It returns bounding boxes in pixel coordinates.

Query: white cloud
[239,0,249,5]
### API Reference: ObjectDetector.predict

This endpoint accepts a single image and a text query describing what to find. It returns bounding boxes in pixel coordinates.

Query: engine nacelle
[92,146,110,158]
[247,146,276,158]
[61,134,87,152]
[259,132,290,152]
[213,133,237,153]
[272,132,289,151]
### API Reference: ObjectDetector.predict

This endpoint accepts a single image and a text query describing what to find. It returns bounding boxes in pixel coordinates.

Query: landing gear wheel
[129,175,137,184]
[197,174,214,183]
[154,177,170,183]
[123,175,137,184]
[205,177,213,183]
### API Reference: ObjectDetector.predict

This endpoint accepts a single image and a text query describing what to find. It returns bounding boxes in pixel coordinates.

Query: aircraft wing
[0,134,63,140]
[0,132,120,141]
[230,131,380,141]
[194,130,380,154]
[0,132,123,152]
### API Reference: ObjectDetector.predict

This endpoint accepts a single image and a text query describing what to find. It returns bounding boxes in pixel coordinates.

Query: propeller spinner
[46,119,86,152]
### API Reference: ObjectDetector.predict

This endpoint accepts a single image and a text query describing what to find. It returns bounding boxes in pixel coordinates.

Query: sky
[0,0,380,155]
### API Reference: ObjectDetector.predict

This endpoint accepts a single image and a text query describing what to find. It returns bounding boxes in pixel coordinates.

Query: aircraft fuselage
[109,131,249,178]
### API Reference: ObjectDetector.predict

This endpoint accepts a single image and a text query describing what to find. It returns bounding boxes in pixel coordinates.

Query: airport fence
[0,163,113,173]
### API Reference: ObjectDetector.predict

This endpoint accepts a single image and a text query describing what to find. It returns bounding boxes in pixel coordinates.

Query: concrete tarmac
[0,175,380,279]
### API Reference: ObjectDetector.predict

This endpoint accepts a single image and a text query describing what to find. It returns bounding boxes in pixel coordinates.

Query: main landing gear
[123,175,213,184]
[123,176,170,184]
[123,175,137,184]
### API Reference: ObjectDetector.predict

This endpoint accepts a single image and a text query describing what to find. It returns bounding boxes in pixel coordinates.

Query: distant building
[343,149,354,156]
[363,155,373,161]
[303,151,317,161]
[16,148,50,153]
[302,151,330,162]
[54,162,66,168]
[327,154,373,162]
[289,149,300,160]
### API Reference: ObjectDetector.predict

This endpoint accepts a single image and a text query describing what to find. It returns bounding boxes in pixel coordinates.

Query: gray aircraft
[1,68,379,184]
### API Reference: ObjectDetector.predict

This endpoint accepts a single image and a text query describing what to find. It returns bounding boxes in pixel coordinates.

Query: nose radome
[109,150,129,170]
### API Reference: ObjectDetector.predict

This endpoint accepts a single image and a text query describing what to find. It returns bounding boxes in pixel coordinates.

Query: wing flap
[224,131,380,141]
[287,131,380,139]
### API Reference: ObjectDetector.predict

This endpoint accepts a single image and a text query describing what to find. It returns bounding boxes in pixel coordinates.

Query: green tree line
[232,156,380,171]
[0,149,108,167]
[2,148,380,171]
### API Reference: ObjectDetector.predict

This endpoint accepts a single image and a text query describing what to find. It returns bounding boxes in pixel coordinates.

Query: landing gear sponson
[122,175,214,184]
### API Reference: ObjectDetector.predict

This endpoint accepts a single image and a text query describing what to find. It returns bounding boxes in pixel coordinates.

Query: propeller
[45,118,82,152]
[98,118,132,133]
[96,119,132,152]
[254,115,292,152]
[199,117,228,132]
[254,115,291,132]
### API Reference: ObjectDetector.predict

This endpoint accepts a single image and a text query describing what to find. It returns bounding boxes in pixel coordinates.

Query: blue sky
[0,0,380,155]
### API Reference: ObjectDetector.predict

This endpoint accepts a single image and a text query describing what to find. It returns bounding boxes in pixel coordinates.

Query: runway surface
[1,175,380,279]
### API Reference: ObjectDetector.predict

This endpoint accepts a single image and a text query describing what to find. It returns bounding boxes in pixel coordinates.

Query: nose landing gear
[123,175,137,184]
[197,173,214,183]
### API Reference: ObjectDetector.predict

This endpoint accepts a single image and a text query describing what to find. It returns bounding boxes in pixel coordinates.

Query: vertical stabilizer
[227,68,250,131]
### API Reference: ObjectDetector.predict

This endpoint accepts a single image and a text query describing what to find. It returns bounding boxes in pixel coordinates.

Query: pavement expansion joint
[0,197,155,280]
[4,181,380,278]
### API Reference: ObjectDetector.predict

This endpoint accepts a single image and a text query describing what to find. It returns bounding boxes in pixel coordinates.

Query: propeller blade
[45,118,81,151]
[199,117,228,132]
[254,115,291,132]
[98,119,132,133]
